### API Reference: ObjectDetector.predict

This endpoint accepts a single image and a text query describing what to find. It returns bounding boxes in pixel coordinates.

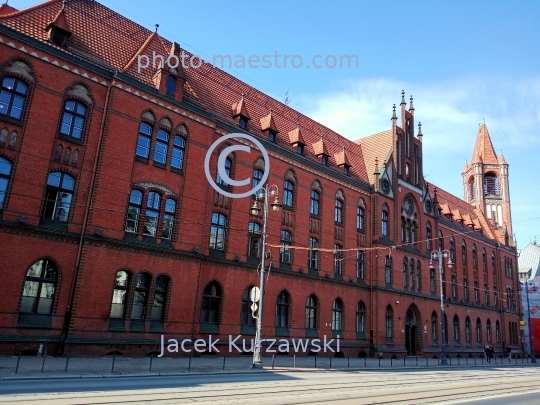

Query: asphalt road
[1,366,539,404]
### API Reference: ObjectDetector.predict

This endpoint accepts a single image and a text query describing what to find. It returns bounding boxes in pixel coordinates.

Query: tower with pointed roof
[462,123,512,237]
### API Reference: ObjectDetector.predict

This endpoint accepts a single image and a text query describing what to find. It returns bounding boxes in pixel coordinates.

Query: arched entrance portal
[405,305,422,355]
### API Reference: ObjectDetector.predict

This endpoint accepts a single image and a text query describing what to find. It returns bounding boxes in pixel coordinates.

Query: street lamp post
[250,184,281,368]
[430,248,453,366]
[523,279,537,363]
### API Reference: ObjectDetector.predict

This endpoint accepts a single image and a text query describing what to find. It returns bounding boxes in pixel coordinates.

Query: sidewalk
[0,354,536,381]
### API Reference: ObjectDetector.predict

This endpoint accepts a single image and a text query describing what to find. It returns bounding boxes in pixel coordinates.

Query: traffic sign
[250,287,261,303]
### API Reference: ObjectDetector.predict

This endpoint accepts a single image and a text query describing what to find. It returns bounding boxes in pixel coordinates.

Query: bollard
[426,357,428,367]
[481,356,483,365]
[272,355,275,370]
[527,355,529,363]
[41,355,46,372]
[188,355,192,372]
[364,357,366,368]
[391,357,393,367]
[458,357,460,365]
[149,354,153,372]
[466,357,468,365]
[223,356,226,370]
[494,356,497,364]
[15,352,21,374]
[111,353,116,373]
[65,354,70,373]
[294,355,296,369]
[348,357,350,368]
[515,356,517,365]
[330,357,332,368]
[379,357,381,367]
[438,356,440,366]
[449,357,452,365]
[474,357,476,365]
[315,356,317,368]
[416,357,418,366]
[404,357,406,367]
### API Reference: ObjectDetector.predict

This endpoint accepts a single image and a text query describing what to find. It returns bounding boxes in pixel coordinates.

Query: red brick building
[0,0,521,358]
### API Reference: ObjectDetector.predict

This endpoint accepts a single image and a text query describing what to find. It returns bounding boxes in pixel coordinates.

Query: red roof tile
[334,149,350,166]
[312,138,328,156]
[472,123,498,163]
[354,129,393,183]
[288,126,305,145]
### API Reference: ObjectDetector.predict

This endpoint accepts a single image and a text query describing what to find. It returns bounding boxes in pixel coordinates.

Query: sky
[12,0,540,248]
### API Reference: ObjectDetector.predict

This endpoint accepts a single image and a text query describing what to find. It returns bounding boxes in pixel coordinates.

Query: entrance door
[405,308,417,355]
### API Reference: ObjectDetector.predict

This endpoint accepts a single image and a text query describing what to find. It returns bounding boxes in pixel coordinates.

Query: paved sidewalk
[0,354,535,380]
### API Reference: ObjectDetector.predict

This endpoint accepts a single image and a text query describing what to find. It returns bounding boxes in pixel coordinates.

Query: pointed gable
[288,126,305,145]
[354,129,393,183]
[260,112,278,132]
[334,149,350,167]
[46,8,71,33]
[232,96,250,119]
[122,31,169,83]
[0,4,18,16]
[472,123,498,163]
[312,138,328,156]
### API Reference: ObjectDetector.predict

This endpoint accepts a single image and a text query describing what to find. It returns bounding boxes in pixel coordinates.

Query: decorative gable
[312,138,328,157]
[46,9,72,48]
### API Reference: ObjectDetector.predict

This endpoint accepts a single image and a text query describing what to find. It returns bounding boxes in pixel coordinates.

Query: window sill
[275,327,290,337]
[334,273,343,281]
[310,214,320,220]
[200,323,219,334]
[153,161,166,170]
[108,318,126,332]
[209,249,225,259]
[40,218,69,230]
[0,115,23,126]
[356,332,366,340]
[130,319,145,332]
[332,330,343,339]
[282,204,294,211]
[305,328,318,338]
[58,134,83,145]
[308,268,319,276]
[150,320,164,333]
[17,313,52,329]
[135,155,149,164]
[170,166,184,175]
[240,325,256,336]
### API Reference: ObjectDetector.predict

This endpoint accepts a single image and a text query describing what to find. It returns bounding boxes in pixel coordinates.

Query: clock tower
[462,123,512,238]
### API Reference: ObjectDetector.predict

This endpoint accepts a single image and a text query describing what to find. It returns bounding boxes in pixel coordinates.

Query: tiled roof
[472,123,498,164]
[518,243,540,279]
[47,9,70,32]
[0,4,18,17]
[354,129,393,183]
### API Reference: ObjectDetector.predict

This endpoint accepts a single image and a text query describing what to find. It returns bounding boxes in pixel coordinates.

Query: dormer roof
[232,96,250,119]
[312,138,328,156]
[288,126,305,145]
[46,8,71,33]
[260,112,278,132]
[334,149,351,167]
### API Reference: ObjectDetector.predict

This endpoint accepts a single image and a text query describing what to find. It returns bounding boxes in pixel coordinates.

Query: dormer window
[321,155,328,166]
[239,117,248,129]
[49,27,69,48]
[297,144,304,155]
[166,76,176,96]
[268,129,277,143]
[343,165,350,176]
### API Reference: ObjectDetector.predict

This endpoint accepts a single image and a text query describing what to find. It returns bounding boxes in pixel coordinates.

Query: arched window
[482,249,487,272]
[496,320,501,343]
[472,245,478,269]
[334,199,343,224]
[171,135,185,169]
[356,301,365,333]
[251,169,263,199]
[280,230,292,263]
[451,276,457,298]
[135,122,152,158]
[409,258,415,290]
[487,320,492,344]
[461,240,467,266]
[43,172,75,222]
[59,100,86,139]
[474,281,479,303]
[20,259,58,314]
[494,285,498,307]
[275,290,289,328]
[476,318,482,343]
[310,190,320,216]
[0,157,12,210]
[430,268,435,293]
[463,278,469,301]
[382,207,389,236]
[162,199,176,240]
[241,286,256,326]
[143,191,161,237]
[484,284,490,305]
[484,173,500,196]
[403,257,408,288]
[334,244,343,275]
[450,237,456,261]
[217,157,232,186]
[416,261,421,291]
[385,256,392,284]
[0,77,28,119]
[357,206,365,230]
[110,270,130,318]
[438,230,444,251]
[132,273,151,319]
[431,312,438,342]
[248,222,261,258]
[308,237,319,270]
[153,129,169,164]
[283,180,294,207]
[305,295,317,329]
[151,275,169,320]
[201,281,221,324]
[465,317,471,343]
[426,222,432,250]
[356,250,365,279]
[453,315,460,343]
[209,212,227,250]
[332,299,343,331]
[385,305,393,339]
[468,177,475,201]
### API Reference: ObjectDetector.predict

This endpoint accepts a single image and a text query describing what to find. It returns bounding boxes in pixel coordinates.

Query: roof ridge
[0,0,62,20]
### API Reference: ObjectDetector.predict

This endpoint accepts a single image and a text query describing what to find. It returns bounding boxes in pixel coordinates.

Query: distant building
[519,242,540,281]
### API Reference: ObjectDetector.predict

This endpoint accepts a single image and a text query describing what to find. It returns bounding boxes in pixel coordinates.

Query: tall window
[465,317,471,343]
[484,284,490,305]
[59,100,86,139]
[42,172,75,222]
[171,135,185,169]
[136,123,152,158]
[334,244,343,275]
[357,206,365,230]
[356,301,365,333]
[125,190,142,233]
[453,315,460,343]
[492,253,496,274]
[463,278,469,301]
[474,281,479,303]
[251,169,263,199]
[334,199,343,224]
[209,212,227,250]
[0,77,28,119]
[385,305,393,339]
[409,259,415,290]
[356,251,365,279]
[161,199,176,240]
[385,256,392,284]
[476,318,482,344]
[426,222,432,250]
[494,285,498,307]
[431,312,438,342]
[280,230,292,263]
[382,209,389,236]
[201,281,221,324]
[283,180,293,207]
[452,276,457,298]
[310,190,320,215]
[308,237,319,270]
[166,75,176,95]
[438,230,444,251]
[151,275,169,320]
[482,249,487,272]
[216,157,232,186]
[332,299,343,331]
[450,237,456,262]
[19,259,58,314]
[472,245,478,269]
[143,192,161,237]
[461,241,467,266]
[430,269,435,293]
[403,258,408,288]
[487,320,492,344]
[248,222,261,258]
[0,157,12,210]
[305,295,317,329]
[275,290,289,328]
[416,261,421,291]
[132,273,151,319]
[153,129,169,164]
[241,286,256,326]
[496,321,501,344]
[110,270,130,318]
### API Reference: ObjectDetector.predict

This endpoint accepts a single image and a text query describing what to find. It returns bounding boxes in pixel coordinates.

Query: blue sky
[14,0,540,248]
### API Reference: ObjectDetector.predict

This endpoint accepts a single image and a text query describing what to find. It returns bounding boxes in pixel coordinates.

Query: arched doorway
[405,305,422,355]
